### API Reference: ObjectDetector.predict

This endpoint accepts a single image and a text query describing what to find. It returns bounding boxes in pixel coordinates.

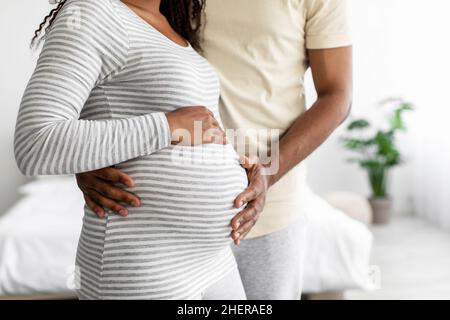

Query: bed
[302,189,374,297]
[0,177,82,298]
[0,177,373,299]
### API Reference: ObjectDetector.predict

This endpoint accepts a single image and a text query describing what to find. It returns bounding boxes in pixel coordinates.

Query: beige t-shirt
[202,0,352,238]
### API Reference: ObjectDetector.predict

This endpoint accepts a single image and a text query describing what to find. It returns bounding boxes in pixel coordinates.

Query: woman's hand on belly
[166,106,227,146]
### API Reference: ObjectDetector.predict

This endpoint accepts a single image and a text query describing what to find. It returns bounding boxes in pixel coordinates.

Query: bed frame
[1,292,345,300]
[0,293,78,300]
[1,292,344,300]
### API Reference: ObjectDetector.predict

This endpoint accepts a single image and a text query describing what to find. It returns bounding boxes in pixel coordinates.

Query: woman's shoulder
[51,0,128,43]
[63,0,115,9]
[61,0,121,20]
[53,0,128,33]
[46,0,130,74]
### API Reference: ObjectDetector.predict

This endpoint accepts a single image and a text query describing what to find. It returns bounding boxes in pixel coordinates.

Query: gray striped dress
[14,0,248,299]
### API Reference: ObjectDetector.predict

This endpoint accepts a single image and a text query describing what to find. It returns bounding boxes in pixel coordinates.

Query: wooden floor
[346,216,450,300]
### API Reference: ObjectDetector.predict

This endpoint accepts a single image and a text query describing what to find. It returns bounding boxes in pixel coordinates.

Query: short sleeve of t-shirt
[304,0,352,49]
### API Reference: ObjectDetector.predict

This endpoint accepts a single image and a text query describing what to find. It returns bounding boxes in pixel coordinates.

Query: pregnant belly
[112,144,248,244]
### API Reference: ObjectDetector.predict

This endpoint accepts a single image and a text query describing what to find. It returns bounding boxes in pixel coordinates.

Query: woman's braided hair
[31,0,205,51]
[31,0,66,48]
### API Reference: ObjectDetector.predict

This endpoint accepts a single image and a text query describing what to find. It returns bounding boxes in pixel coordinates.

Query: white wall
[306,0,406,210]
[1,0,449,219]
[306,0,450,217]
[0,1,51,213]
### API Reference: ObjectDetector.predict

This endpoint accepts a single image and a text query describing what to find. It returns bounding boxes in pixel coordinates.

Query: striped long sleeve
[14,0,171,176]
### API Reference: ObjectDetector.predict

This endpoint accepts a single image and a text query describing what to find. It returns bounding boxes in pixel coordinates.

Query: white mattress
[0,177,83,295]
[0,177,372,295]
[303,188,374,293]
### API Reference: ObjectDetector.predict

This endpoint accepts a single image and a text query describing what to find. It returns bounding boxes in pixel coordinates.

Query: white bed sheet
[303,187,374,293]
[0,177,83,295]
[0,177,372,295]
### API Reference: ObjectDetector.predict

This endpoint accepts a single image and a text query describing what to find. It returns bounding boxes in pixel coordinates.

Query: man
[76,0,352,300]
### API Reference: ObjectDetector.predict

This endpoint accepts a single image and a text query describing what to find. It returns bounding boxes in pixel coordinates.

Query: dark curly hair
[31,0,205,51]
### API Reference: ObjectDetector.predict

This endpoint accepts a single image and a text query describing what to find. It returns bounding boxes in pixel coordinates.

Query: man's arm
[271,46,352,185]
[231,46,353,241]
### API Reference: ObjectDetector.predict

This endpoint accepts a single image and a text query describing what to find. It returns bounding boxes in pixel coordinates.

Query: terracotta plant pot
[369,197,392,225]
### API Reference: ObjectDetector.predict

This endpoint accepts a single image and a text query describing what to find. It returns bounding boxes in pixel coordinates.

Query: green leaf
[367,167,388,197]
[360,160,384,169]
[390,101,414,131]
[390,109,406,131]
[342,138,374,151]
[341,97,413,196]
[346,158,364,164]
[347,119,370,131]
[399,102,414,111]
[375,132,394,151]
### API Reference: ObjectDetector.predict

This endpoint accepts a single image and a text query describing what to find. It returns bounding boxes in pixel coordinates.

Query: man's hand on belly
[75,158,272,242]
[231,156,272,245]
[76,167,141,218]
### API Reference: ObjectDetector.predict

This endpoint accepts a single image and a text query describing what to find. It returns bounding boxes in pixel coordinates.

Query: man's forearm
[268,91,352,186]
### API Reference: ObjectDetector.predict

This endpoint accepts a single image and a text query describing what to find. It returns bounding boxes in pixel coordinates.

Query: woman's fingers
[166,106,228,146]
[93,167,135,187]
[89,189,129,217]
[203,127,227,145]
[202,115,226,145]
[167,106,227,146]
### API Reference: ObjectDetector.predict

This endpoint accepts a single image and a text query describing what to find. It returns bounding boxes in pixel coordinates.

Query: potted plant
[341,98,413,224]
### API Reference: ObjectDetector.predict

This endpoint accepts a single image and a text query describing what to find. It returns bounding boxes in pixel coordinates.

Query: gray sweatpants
[196,219,307,300]
[232,219,307,300]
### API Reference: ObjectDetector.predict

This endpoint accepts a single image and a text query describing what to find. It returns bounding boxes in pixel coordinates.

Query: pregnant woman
[14,0,248,299]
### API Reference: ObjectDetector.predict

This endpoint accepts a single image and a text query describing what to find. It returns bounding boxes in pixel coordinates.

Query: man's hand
[76,167,141,218]
[231,157,272,246]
